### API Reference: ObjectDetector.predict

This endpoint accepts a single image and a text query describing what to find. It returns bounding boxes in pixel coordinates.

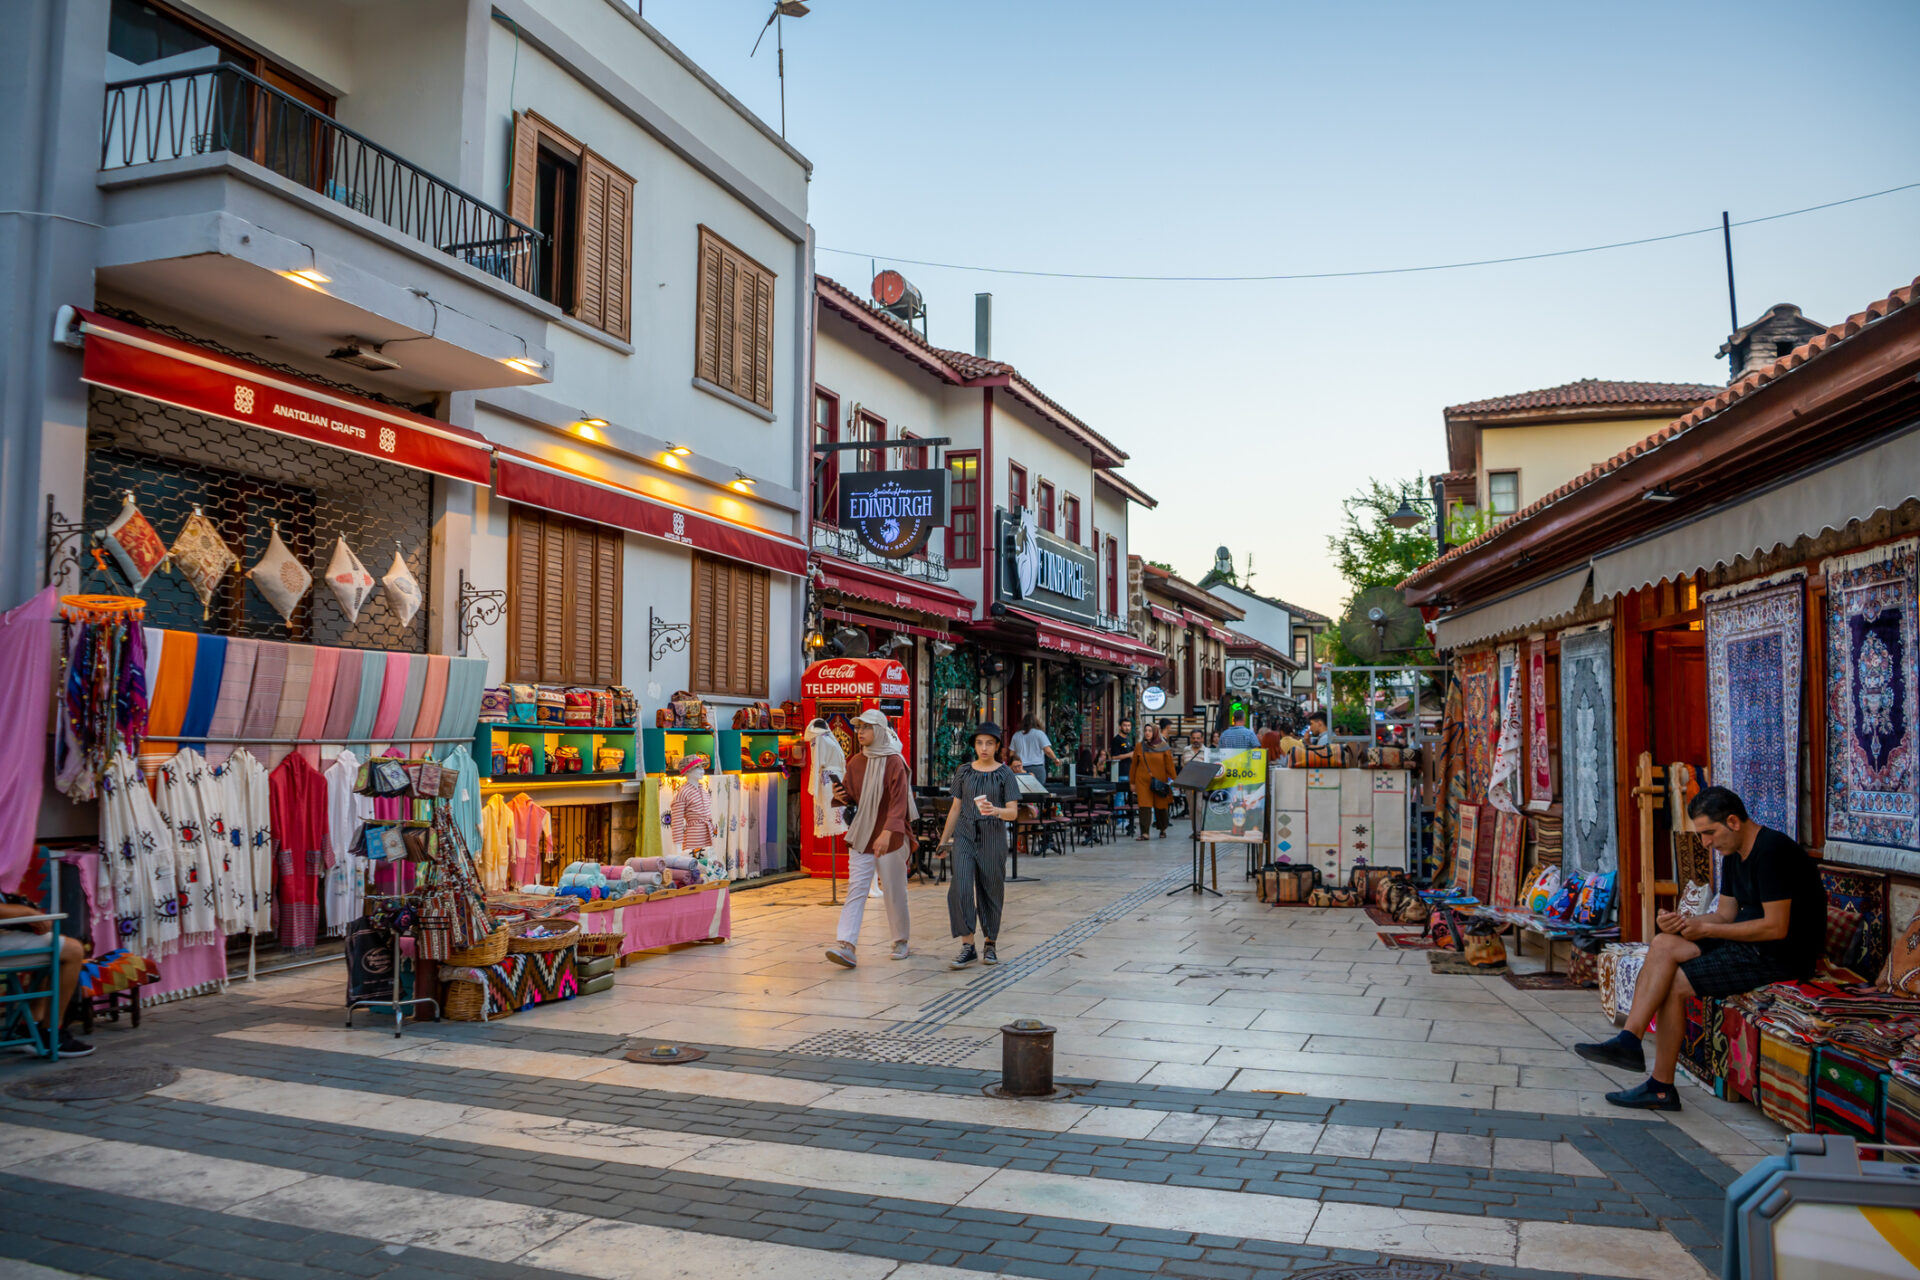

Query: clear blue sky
[636,0,1920,616]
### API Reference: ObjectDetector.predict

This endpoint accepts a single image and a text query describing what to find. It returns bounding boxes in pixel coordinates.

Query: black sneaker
[983,943,998,966]
[1573,1034,1646,1073]
[949,944,978,969]
[1605,1078,1681,1111]
[56,1032,95,1059]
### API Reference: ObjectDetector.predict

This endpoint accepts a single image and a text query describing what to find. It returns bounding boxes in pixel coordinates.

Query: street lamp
[1386,495,1424,530]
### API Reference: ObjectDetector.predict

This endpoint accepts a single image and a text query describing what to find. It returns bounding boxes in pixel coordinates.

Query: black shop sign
[839,469,949,559]
[995,506,1097,626]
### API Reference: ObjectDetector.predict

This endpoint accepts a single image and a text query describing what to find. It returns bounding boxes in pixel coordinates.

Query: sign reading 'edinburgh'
[839,469,949,558]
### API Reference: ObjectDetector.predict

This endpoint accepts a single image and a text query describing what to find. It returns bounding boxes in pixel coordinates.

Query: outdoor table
[1174,831,1266,897]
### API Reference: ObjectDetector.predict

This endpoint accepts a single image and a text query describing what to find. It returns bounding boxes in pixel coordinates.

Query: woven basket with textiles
[508,920,580,955]
[445,924,510,967]
[576,932,623,959]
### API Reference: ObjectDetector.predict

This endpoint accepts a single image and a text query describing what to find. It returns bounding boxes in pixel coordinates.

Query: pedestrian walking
[1111,718,1135,783]
[935,723,1019,968]
[1218,709,1259,749]
[1010,716,1060,777]
[825,710,916,968]
[1131,723,1177,840]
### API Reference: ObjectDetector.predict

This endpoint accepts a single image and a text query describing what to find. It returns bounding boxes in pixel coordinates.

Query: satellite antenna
[1338,585,1425,661]
[750,1,811,138]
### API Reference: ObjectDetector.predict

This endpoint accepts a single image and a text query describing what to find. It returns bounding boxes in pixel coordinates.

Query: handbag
[1149,777,1171,798]
[414,760,442,798]
[371,758,412,797]
[1464,932,1507,967]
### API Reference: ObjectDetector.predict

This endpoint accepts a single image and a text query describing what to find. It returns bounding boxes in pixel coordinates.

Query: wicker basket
[508,919,580,955]
[442,976,511,1022]
[576,932,623,959]
[445,924,510,967]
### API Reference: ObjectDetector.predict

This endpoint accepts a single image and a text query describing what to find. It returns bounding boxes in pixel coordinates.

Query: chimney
[974,292,992,359]
[1717,303,1827,384]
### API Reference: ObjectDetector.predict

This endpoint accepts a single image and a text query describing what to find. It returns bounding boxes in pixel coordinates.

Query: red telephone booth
[799,656,913,878]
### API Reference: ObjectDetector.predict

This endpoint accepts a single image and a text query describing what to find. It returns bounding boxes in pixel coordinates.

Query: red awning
[494,449,807,575]
[74,308,493,485]
[821,608,954,642]
[814,557,976,624]
[1182,609,1234,643]
[1149,604,1186,626]
[1004,607,1160,669]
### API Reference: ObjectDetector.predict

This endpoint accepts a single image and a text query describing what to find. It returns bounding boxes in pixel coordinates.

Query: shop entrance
[1617,575,1708,937]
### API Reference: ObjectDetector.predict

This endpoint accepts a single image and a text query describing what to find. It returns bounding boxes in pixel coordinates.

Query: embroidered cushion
[324,537,376,622]
[507,684,537,724]
[1881,910,1920,994]
[170,508,239,615]
[95,493,170,590]
[591,689,613,727]
[247,522,310,623]
[1825,904,1863,966]
[382,547,422,626]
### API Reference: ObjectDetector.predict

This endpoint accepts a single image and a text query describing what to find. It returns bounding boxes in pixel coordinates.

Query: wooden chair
[0,913,67,1060]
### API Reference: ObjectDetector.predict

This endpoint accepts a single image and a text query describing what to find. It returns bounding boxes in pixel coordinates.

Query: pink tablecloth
[566,887,731,956]
[143,938,228,1005]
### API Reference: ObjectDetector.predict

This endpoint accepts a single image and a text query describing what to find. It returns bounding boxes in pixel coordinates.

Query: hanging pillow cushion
[247,522,310,624]
[95,492,170,590]
[170,508,240,616]
[325,536,377,622]
[382,547,422,626]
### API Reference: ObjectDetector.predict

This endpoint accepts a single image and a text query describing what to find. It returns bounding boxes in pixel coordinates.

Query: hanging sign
[995,507,1097,625]
[839,470,949,559]
[1141,686,1167,711]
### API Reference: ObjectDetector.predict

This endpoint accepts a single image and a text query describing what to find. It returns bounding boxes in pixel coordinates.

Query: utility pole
[1722,211,1740,380]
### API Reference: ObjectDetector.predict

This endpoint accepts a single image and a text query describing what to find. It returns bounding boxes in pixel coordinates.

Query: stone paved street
[0,840,1784,1280]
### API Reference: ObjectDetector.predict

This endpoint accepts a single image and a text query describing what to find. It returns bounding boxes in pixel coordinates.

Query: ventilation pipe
[975,292,992,359]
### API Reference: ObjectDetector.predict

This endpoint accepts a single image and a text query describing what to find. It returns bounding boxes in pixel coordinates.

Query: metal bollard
[1000,1019,1056,1097]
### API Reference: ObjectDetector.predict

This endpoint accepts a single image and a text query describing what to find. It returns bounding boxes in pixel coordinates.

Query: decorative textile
[177,634,226,749]
[1527,641,1551,808]
[1487,644,1524,815]
[222,748,274,932]
[321,648,363,748]
[1703,574,1804,836]
[1813,1043,1887,1141]
[96,492,169,590]
[324,536,377,622]
[349,651,386,743]
[1820,863,1890,977]
[247,521,310,624]
[1886,1074,1920,1153]
[1677,995,1728,1092]
[396,654,428,746]
[1824,538,1920,874]
[269,644,313,767]
[169,508,239,616]
[372,652,410,742]
[1758,1023,1817,1132]
[144,629,195,760]
[670,774,717,851]
[1453,802,1481,896]
[1529,812,1563,869]
[1673,831,1715,899]
[295,647,339,766]
[382,547,422,626]
[1503,969,1588,992]
[268,752,330,950]
[1433,666,1465,887]
[1559,625,1617,875]
[100,749,180,959]
[437,744,483,865]
[155,748,222,947]
[412,654,449,751]
[204,638,257,767]
[436,657,491,743]
[1723,995,1763,1102]
[1460,649,1498,803]
[1368,770,1410,870]
[0,586,57,891]
[518,947,578,1008]
[1598,942,1647,1023]
[1491,809,1523,909]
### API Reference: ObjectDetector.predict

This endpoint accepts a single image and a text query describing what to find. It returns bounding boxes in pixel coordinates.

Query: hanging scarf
[117,619,148,760]
[845,722,916,855]
[1487,658,1525,815]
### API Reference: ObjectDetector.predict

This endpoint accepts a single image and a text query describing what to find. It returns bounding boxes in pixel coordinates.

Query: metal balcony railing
[811,524,949,582]
[103,65,545,294]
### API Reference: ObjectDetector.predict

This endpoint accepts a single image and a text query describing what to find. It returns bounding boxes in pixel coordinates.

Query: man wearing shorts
[1573,785,1825,1109]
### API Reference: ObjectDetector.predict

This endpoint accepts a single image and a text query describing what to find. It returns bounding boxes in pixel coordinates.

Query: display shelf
[481,770,635,788]
[720,729,790,774]
[641,727,718,774]
[474,722,637,782]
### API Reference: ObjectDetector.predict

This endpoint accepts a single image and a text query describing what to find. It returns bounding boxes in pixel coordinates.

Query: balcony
[811,525,949,582]
[94,65,554,395]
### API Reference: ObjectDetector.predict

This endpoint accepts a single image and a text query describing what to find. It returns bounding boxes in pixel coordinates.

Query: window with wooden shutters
[507,110,633,340]
[507,506,622,685]
[690,554,770,698]
[694,226,777,411]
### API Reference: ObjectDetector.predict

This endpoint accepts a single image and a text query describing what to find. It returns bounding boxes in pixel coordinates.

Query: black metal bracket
[44,494,88,590]
[649,606,689,670]
[456,569,505,656]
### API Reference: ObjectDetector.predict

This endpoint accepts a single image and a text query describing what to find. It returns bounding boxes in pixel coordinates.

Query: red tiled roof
[1404,275,1920,592]
[1444,379,1720,418]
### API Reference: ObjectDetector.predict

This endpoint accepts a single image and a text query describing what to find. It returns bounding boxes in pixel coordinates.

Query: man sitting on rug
[1573,785,1826,1110]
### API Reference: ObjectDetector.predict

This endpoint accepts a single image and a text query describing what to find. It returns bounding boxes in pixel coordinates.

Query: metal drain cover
[1290,1264,1469,1280]
[624,1044,707,1065]
[788,1030,992,1067]
[6,1064,179,1102]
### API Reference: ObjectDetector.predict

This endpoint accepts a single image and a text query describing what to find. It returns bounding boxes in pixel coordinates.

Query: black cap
[971,722,1003,744]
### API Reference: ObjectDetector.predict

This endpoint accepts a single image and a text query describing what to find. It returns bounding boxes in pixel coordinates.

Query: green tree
[1318,477,1441,718]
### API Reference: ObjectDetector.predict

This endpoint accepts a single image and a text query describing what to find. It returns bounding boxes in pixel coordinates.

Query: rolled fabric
[625,857,664,873]
[142,626,166,705]
[320,647,361,753]
[295,646,340,765]
[348,650,386,744]
[143,629,195,760]
[670,868,694,886]
[661,854,697,871]
[371,652,410,743]
[204,637,258,766]
[517,883,556,896]
[598,864,630,879]
[395,655,427,745]
[269,644,314,767]
[410,653,448,751]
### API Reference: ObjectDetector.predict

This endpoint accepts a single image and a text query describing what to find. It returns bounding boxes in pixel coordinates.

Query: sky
[634,0,1920,617]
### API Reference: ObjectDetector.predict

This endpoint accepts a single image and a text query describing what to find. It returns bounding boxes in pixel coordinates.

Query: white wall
[1092,481,1130,621]
[992,396,1098,545]
[1211,584,1292,655]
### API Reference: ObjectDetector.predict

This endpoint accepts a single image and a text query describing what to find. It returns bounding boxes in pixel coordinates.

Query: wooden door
[1648,628,1707,901]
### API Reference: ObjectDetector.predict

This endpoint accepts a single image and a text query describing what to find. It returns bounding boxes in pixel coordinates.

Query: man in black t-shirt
[1573,786,1827,1110]
[1111,720,1134,781]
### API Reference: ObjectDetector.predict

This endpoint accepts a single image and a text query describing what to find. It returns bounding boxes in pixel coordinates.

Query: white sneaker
[891,941,911,961]
[826,943,857,968]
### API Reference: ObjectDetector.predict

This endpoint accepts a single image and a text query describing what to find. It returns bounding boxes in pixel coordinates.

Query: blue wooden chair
[0,908,67,1061]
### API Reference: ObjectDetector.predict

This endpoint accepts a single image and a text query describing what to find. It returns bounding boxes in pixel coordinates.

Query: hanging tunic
[323,748,372,871]
[437,743,484,861]
[192,748,251,935]
[669,776,716,853]
[100,749,180,959]
[155,748,222,948]
[219,748,274,933]
[507,792,552,886]
[269,752,330,950]
[481,794,514,891]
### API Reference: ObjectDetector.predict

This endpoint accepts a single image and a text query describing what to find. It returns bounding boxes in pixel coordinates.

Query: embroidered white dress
[222,749,275,932]
[155,748,222,948]
[100,749,179,960]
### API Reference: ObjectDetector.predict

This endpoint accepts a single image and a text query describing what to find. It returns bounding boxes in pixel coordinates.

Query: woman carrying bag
[1131,723,1177,840]
[935,723,1019,969]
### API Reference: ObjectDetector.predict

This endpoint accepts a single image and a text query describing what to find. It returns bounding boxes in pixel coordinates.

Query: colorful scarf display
[269,644,313,767]
[240,641,286,744]
[204,637,257,766]
[1487,643,1525,815]
[177,634,227,748]
[348,650,386,743]
[411,654,448,750]
[295,646,339,765]
[1703,572,1804,836]
[373,652,411,743]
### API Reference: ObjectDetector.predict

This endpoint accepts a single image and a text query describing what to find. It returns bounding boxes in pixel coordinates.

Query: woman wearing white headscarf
[826,709,916,968]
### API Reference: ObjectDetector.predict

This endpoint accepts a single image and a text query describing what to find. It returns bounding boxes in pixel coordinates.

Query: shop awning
[821,607,954,642]
[813,557,976,623]
[1003,607,1160,669]
[1149,604,1186,626]
[1589,424,1920,600]
[73,308,493,485]
[1182,609,1234,643]
[494,450,807,576]
[1431,566,1592,651]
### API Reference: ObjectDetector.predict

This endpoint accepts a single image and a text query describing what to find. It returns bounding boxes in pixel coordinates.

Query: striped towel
[242,642,286,745]
[204,637,258,766]
[269,644,314,767]
[348,651,386,743]
[178,634,227,749]
[143,629,195,763]
[371,652,410,743]
[395,655,428,749]
[321,648,362,751]
[412,654,449,751]
[435,656,489,743]
[295,646,339,766]
[142,626,166,704]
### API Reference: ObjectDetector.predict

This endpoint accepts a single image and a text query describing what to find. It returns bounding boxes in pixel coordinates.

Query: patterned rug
[1823,538,1920,875]
[1559,625,1617,875]
[1461,648,1498,804]
[1378,930,1438,950]
[1704,574,1804,835]
[1491,810,1523,909]
[1363,904,1401,927]
[1527,640,1552,807]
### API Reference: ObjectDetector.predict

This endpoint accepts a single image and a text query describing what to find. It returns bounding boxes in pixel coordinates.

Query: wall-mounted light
[281,268,330,289]
[666,443,693,456]
[732,471,757,493]
[803,629,826,650]
[501,355,545,375]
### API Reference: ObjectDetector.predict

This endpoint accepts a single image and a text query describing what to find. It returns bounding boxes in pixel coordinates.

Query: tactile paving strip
[784,1029,994,1066]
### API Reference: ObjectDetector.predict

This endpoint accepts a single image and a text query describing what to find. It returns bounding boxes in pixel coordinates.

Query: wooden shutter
[592,528,621,684]
[690,554,769,698]
[507,507,622,687]
[696,233,723,386]
[694,226,776,410]
[575,150,634,340]
[508,111,541,228]
[751,270,774,408]
[508,509,543,683]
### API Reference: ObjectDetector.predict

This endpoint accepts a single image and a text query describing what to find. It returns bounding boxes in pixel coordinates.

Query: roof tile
[1444,379,1720,417]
